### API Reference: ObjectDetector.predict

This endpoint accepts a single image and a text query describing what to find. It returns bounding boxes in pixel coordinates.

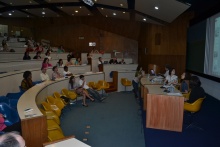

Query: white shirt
[98,60,102,65]
[40,73,50,81]
[165,75,178,84]
[63,71,72,77]
[79,79,89,89]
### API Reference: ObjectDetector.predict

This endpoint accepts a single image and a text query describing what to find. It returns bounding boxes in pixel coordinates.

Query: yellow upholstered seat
[61,88,77,101]
[47,119,62,132]
[53,91,68,105]
[88,82,102,91]
[47,96,65,110]
[40,108,60,125]
[121,78,132,91]
[42,101,61,117]
[48,128,65,141]
[184,97,205,113]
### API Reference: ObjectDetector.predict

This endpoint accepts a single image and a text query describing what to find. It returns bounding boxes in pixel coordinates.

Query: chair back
[61,88,69,96]
[0,103,19,126]
[121,78,131,86]
[184,98,205,113]
[47,96,56,105]
[42,102,52,111]
[53,92,61,98]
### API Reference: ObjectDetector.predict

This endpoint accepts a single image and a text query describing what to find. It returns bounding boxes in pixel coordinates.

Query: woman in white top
[164,68,178,85]
[40,67,50,82]
[69,76,94,107]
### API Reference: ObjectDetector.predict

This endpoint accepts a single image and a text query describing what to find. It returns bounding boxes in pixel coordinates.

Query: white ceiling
[0,0,191,24]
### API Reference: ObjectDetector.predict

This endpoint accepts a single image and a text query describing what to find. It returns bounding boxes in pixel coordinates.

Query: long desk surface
[141,78,184,132]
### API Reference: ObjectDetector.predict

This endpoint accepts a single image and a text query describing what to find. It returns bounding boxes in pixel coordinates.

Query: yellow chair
[40,108,60,125]
[61,88,77,101]
[47,96,65,110]
[182,91,191,100]
[48,128,65,141]
[53,92,68,105]
[47,119,62,132]
[88,82,102,91]
[184,97,205,129]
[121,78,132,91]
[96,80,110,96]
[42,101,61,117]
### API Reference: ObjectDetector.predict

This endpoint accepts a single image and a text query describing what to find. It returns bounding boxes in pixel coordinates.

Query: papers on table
[167,93,182,96]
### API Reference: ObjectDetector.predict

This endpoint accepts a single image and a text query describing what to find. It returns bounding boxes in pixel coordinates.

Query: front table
[145,85,184,132]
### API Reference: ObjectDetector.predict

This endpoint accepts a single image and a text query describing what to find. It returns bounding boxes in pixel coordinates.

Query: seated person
[69,76,94,107]
[98,57,103,71]
[25,44,34,52]
[34,43,44,52]
[21,71,33,91]
[67,52,75,59]
[57,45,65,53]
[164,64,171,77]
[42,58,52,69]
[63,66,73,77]
[75,57,82,65]
[164,68,178,86]
[40,67,50,82]
[45,51,52,60]
[56,59,64,67]
[65,57,73,66]
[185,76,205,103]
[23,51,31,60]
[52,66,63,80]
[79,75,106,102]
[109,58,118,64]
[180,72,191,93]
[33,51,41,59]
[0,132,25,147]
[119,59,126,64]
[1,39,9,52]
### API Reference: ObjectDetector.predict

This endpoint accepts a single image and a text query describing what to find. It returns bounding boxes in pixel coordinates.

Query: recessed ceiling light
[88,14,90,15]
[106,15,108,17]
[94,0,97,2]
[60,7,63,9]
[143,18,146,21]
[120,4,123,7]
[42,12,45,15]
[155,6,159,10]
[29,1,32,4]
[123,12,125,14]
[75,10,78,13]
[101,8,104,10]
[8,13,12,16]
[26,9,28,11]
[72,14,74,16]
[12,11,14,13]
[42,16,44,17]
[43,8,45,10]
[27,15,29,17]
[10,2,12,5]
[80,7,82,8]
[113,13,116,16]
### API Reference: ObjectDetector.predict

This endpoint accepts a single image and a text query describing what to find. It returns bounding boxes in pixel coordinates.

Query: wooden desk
[43,136,91,147]
[144,85,184,132]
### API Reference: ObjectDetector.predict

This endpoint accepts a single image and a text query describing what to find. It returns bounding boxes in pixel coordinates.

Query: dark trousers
[132,80,139,98]
[87,88,102,101]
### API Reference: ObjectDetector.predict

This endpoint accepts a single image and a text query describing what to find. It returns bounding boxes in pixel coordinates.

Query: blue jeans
[132,80,139,98]
[87,88,102,101]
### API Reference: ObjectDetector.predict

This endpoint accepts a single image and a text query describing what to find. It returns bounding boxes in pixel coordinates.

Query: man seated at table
[109,58,118,64]
[78,75,106,102]
[63,66,73,77]
[119,59,126,64]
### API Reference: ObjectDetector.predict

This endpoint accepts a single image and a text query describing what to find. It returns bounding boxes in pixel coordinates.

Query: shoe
[100,97,106,102]
[90,99,95,102]
[82,104,88,107]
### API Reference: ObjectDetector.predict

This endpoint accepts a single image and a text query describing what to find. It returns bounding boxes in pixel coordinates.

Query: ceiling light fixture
[101,8,104,10]
[120,4,123,7]
[123,12,125,14]
[113,13,116,16]
[154,6,159,10]
[42,12,45,15]
[60,7,63,9]
[82,0,94,6]
[75,10,78,13]
[143,18,146,21]
[29,1,32,3]
[8,13,12,16]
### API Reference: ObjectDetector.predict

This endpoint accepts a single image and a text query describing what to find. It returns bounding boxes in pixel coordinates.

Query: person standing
[132,65,143,99]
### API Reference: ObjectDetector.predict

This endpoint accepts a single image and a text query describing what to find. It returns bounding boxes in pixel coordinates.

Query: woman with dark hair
[56,59,64,67]
[186,76,205,103]
[69,76,94,107]
[180,72,191,93]
[33,51,41,59]
[21,71,33,91]
[132,65,144,98]
[42,58,52,69]
[51,66,63,80]
[23,51,31,60]
[164,68,178,85]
